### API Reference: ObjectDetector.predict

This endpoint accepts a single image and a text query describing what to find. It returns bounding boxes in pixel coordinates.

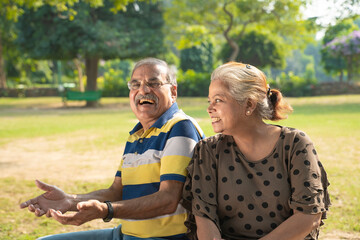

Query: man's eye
[148,82,161,88]
[131,82,141,88]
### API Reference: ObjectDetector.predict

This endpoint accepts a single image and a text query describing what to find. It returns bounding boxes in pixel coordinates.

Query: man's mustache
[135,94,158,105]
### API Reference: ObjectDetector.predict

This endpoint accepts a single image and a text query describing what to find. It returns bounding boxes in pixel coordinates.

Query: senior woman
[182,62,330,240]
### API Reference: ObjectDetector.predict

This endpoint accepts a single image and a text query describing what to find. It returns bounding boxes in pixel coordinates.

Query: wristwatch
[103,201,114,222]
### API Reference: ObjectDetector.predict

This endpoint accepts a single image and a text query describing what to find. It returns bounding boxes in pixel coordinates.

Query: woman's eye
[215,99,221,103]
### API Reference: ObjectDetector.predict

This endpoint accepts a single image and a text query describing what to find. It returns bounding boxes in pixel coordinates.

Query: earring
[246,110,251,116]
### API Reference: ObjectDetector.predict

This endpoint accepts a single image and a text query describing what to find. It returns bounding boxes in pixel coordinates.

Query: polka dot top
[181,126,331,240]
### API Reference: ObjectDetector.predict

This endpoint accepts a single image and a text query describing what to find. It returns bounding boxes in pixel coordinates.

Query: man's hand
[19,180,73,217]
[49,200,107,226]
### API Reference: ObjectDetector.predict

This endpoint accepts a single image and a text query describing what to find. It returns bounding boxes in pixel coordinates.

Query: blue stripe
[160,174,186,182]
[122,182,160,200]
[115,171,121,177]
[124,120,202,155]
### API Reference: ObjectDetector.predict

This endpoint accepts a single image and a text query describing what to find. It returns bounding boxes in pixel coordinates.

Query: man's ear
[171,85,177,102]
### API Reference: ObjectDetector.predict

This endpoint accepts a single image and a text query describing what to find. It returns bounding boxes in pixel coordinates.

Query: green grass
[0,95,360,239]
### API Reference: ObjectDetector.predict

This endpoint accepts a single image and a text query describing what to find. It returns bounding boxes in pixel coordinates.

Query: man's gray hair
[131,58,177,86]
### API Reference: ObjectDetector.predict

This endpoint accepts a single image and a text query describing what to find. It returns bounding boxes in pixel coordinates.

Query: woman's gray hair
[131,58,177,86]
[211,62,274,120]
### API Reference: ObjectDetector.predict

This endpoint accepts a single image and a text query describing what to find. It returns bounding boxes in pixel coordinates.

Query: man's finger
[35,208,46,217]
[50,209,81,226]
[20,198,37,208]
[28,204,36,212]
[35,180,54,192]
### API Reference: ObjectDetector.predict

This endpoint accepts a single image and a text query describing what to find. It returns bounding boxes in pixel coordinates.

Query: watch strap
[103,201,114,222]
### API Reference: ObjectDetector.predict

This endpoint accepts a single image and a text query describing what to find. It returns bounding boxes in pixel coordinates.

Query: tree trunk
[85,57,99,107]
[222,2,239,62]
[339,71,343,82]
[347,56,353,83]
[0,33,7,89]
[74,59,84,92]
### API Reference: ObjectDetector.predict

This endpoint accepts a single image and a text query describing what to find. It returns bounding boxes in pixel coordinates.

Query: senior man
[20,58,204,240]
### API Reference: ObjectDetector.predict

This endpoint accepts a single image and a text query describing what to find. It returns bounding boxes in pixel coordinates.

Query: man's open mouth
[139,99,155,105]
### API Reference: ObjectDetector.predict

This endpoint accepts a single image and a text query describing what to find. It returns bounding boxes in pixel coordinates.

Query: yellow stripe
[127,116,186,143]
[122,162,160,185]
[121,213,187,238]
[160,155,191,177]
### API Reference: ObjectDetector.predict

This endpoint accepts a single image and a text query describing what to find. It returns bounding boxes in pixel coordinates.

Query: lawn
[0,95,359,239]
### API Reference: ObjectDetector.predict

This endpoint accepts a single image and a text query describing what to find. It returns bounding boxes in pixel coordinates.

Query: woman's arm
[260,210,322,240]
[195,215,222,240]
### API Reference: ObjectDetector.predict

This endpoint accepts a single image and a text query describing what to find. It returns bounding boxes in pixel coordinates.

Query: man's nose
[138,82,151,93]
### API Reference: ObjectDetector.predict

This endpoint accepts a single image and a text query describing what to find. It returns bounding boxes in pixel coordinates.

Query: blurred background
[1,0,360,103]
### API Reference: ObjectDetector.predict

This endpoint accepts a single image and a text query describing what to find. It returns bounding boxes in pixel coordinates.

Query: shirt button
[135,151,138,155]
[139,139,143,143]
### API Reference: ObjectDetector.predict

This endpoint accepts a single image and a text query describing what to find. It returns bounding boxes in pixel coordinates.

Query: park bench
[62,90,102,104]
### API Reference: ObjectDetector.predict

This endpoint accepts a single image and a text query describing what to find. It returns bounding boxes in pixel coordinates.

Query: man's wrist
[103,201,114,222]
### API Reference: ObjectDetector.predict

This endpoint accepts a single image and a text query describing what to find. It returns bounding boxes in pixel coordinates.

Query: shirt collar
[129,102,179,135]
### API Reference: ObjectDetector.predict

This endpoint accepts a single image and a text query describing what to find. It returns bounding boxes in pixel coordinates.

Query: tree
[325,30,360,82]
[220,30,285,68]
[321,19,358,81]
[16,1,165,106]
[164,0,314,62]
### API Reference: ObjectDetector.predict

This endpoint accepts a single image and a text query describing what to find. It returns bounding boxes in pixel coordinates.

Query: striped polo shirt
[116,103,204,238]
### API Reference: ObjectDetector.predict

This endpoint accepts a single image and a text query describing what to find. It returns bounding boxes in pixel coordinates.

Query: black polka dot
[297,207,304,211]
[186,196,192,201]
[262,159,268,164]
[293,169,300,175]
[222,177,228,183]
[269,212,276,218]
[256,216,263,222]
[312,173,318,179]
[294,137,299,143]
[248,204,255,210]
[235,158,241,163]
[291,187,295,193]
[256,229,264,236]
[224,194,229,200]
[296,150,301,156]
[249,163,255,168]
[238,212,244,218]
[212,163,216,169]
[227,142,232,147]
[224,149,230,154]
[256,172,263,176]
[273,190,280,197]
[211,144,216,149]
[276,173,283,179]
[285,145,290,150]
[304,181,310,187]
[229,166,235,171]
[196,204,200,210]
[304,160,310,166]
[215,154,219,159]
[313,149,317,155]
[262,202,268,208]
[313,207,318,213]
[185,185,191,191]
[318,161,323,168]
[245,224,252,230]
[237,195,244,201]
[195,188,201,194]
[198,159,203,164]
[248,174,253,179]
[263,180,270,186]
[226,205,232,211]
[209,193,214,198]
[236,179,242,184]
[273,153,279,158]
[205,175,211,181]
[277,204,283,211]
[269,166,275,172]
[270,223,277,229]
[256,191,262,197]
[205,206,210,212]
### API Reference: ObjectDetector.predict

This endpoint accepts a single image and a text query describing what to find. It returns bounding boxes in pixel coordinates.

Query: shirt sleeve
[160,120,202,182]
[182,139,221,238]
[288,132,331,219]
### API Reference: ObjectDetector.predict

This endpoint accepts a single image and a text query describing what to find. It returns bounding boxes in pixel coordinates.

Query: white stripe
[122,149,162,168]
[162,136,197,158]
[122,204,187,221]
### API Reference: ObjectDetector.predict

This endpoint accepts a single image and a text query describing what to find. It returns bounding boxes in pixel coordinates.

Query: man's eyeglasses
[127,80,171,91]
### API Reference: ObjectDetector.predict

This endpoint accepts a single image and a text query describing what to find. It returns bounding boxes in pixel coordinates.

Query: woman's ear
[245,98,257,114]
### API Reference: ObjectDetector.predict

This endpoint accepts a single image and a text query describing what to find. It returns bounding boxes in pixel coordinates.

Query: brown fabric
[181,126,331,240]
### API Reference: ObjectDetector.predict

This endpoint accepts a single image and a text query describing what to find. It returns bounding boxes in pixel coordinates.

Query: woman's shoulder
[197,134,229,147]
[281,126,314,146]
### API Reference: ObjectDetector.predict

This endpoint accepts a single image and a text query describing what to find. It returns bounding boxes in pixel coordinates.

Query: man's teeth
[212,117,220,123]
[139,99,155,104]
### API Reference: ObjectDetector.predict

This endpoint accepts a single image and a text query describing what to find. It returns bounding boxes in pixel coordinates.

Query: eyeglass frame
[127,79,172,91]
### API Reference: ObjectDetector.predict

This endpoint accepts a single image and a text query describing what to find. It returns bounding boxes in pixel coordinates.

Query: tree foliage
[15,1,165,105]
